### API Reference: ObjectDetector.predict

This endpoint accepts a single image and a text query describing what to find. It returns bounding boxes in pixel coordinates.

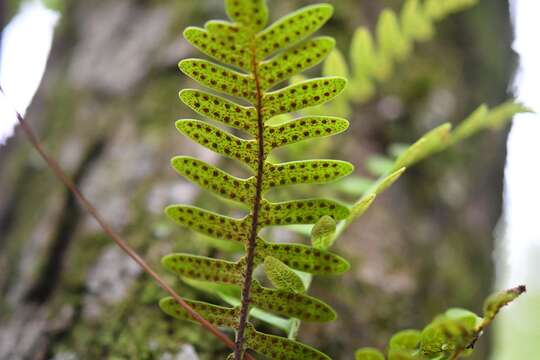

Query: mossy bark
[0,0,514,359]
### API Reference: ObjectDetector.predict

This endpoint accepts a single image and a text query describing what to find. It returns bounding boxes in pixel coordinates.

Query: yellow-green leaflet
[264,256,305,293]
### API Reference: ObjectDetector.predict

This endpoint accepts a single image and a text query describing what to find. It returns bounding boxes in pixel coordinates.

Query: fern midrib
[234,37,265,360]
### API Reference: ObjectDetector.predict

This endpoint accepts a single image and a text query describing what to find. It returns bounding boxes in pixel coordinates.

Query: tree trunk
[0,0,515,359]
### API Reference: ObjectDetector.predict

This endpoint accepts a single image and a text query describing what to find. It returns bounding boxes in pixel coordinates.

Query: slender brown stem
[0,86,254,357]
[234,43,265,360]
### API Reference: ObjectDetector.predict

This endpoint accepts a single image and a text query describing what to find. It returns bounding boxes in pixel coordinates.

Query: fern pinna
[159,1,350,359]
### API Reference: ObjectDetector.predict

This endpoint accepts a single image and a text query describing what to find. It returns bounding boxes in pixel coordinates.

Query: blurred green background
[0,0,517,359]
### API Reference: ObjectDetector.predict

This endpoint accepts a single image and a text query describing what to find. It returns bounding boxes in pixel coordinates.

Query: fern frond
[163,1,350,358]
[339,102,528,237]
[326,0,479,106]
[354,286,526,360]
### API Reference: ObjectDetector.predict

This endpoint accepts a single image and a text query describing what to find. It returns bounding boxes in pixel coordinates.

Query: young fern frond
[354,286,526,360]
[162,1,351,358]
